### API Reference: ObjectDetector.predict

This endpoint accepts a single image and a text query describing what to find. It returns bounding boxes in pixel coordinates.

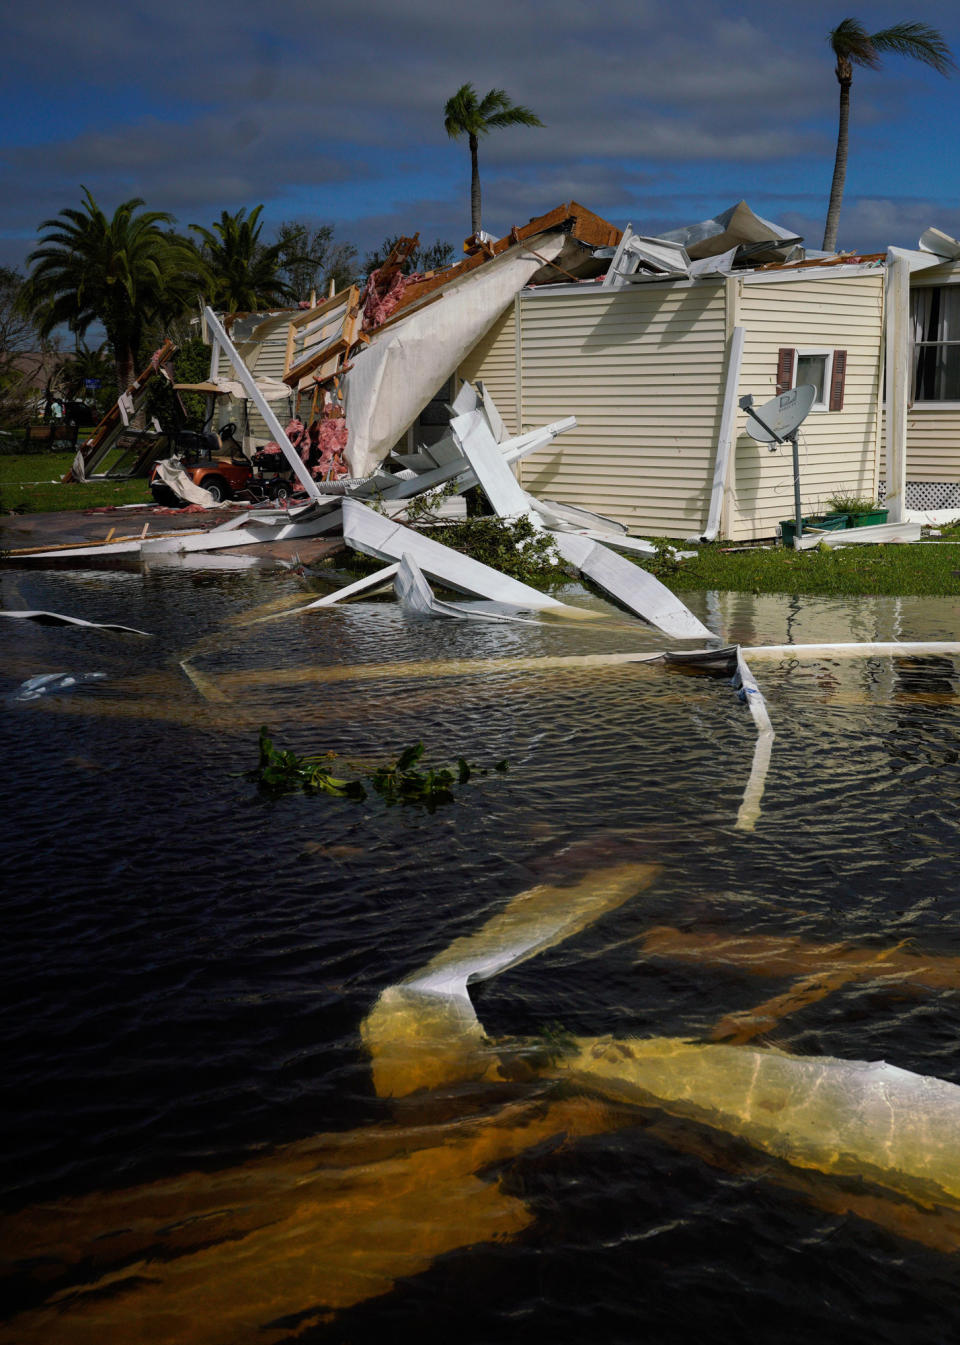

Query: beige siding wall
[214,321,296,448]
[730,271,884,540]
[902,408,960,481]
[459,282,728,535]
[458,302,519,435]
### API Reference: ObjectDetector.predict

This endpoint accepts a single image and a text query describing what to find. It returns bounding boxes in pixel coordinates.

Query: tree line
[0,196,456,424]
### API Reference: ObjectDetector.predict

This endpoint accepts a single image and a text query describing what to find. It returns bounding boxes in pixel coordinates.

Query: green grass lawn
[641,537,960,598]
[3,451,960,600]
[0,452,152,512]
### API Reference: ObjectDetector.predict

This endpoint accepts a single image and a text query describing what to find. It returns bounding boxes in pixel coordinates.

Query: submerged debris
[250,728,507,810]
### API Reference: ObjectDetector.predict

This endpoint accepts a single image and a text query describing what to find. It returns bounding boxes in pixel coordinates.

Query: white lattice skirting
[878,480,960,510]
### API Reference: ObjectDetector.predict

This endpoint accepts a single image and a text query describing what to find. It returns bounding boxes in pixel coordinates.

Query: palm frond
[484,104,544,130]
[829,17,880,68]
[444,83,479,138]
[871,21,954,74]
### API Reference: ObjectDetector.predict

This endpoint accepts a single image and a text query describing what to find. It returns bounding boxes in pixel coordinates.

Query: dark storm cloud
[1,0,958,267]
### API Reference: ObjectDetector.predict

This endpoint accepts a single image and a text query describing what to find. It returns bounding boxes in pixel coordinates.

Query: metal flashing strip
[733,646,774,833]
[742,262,885,285]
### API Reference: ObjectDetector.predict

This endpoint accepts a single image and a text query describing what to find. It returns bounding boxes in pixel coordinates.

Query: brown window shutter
[829,350,847,411]
[776,348,795,396]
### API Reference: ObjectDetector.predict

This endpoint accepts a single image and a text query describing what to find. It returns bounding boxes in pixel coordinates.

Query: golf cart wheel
[203,475,231,503]
[269,478,294,505]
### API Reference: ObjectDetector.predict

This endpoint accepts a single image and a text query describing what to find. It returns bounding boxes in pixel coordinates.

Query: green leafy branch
[251,727,507,810]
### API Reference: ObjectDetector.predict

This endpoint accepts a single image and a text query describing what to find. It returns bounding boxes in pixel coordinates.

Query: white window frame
[910,280,960,407]
[793,349,833,411]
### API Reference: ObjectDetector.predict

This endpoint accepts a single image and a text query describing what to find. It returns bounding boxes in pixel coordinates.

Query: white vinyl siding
[902,407,960,481]
[458,269,886,540]
[730,272,884,540]
[458,302,519,435]
[213,316,298,447]
[465,281,728,535]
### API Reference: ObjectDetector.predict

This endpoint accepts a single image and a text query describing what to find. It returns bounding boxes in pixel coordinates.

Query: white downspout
[884,249,910,524]
[699,324,745,541]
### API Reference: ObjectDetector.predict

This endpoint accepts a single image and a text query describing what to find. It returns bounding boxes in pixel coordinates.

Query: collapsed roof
[602,200,807,287]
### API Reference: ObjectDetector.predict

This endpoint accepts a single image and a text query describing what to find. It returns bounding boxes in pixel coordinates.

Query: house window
[795,351,832,408]
[912,286,960,402]
[776,347,847,410]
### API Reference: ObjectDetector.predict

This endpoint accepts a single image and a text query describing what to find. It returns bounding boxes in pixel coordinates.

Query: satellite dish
[738,384,818,546]
[743,385,816,444]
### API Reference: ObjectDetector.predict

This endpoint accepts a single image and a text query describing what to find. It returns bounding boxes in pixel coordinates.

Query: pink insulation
[360,267,422,330]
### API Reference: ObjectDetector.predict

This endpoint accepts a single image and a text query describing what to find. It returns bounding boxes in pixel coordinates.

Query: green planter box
[779,513,850,547]
[849,508,888,528]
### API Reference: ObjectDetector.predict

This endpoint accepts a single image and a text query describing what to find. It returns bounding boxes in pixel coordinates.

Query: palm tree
[191,206,293,312]
[443,84,543,236]
[25,188,197,391]
[823,18,953,252]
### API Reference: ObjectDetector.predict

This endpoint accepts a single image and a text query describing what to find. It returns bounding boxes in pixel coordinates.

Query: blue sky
[3,0,959,273]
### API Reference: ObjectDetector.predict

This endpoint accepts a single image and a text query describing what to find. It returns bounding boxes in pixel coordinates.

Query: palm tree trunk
[115,346,135,398]
[469,133,481,236]
[822,78,851,252]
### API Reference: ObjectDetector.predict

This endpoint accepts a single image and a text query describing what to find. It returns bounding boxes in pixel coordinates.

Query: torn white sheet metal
[342,233,567,479]
[550,530,712,640]
[394,553,539,624]
[602,224,692,288]
[577,531,663,557]
[136,511,341,557]
[361,860,661,1097]
[22,418,571,564]
[11,672,106,703]
[342,499,599,619]
[558,1036,960,1210]
[450,380,480,416]
[524,495,628,536]
[734,647,773,735]
[733,647,774,832]
[904,507,960,527]
[450,409,540,523]
[30,508,346,561]
[476,380,507,442]
[919,226,960,260]
[448,410,706,636]
[795,520,923,549]
[0,610,150,635]
[389,417,577,506]
[657,200,801,263]
[269,564,402,619]
[153,459,216,509]
[141,551,261,572]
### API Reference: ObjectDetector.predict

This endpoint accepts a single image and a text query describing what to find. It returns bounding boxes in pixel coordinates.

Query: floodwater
[2,560,960,1344]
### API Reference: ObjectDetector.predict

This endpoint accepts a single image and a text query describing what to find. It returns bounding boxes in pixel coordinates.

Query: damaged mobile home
[43,197,960,551]
[213,201,960,544]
